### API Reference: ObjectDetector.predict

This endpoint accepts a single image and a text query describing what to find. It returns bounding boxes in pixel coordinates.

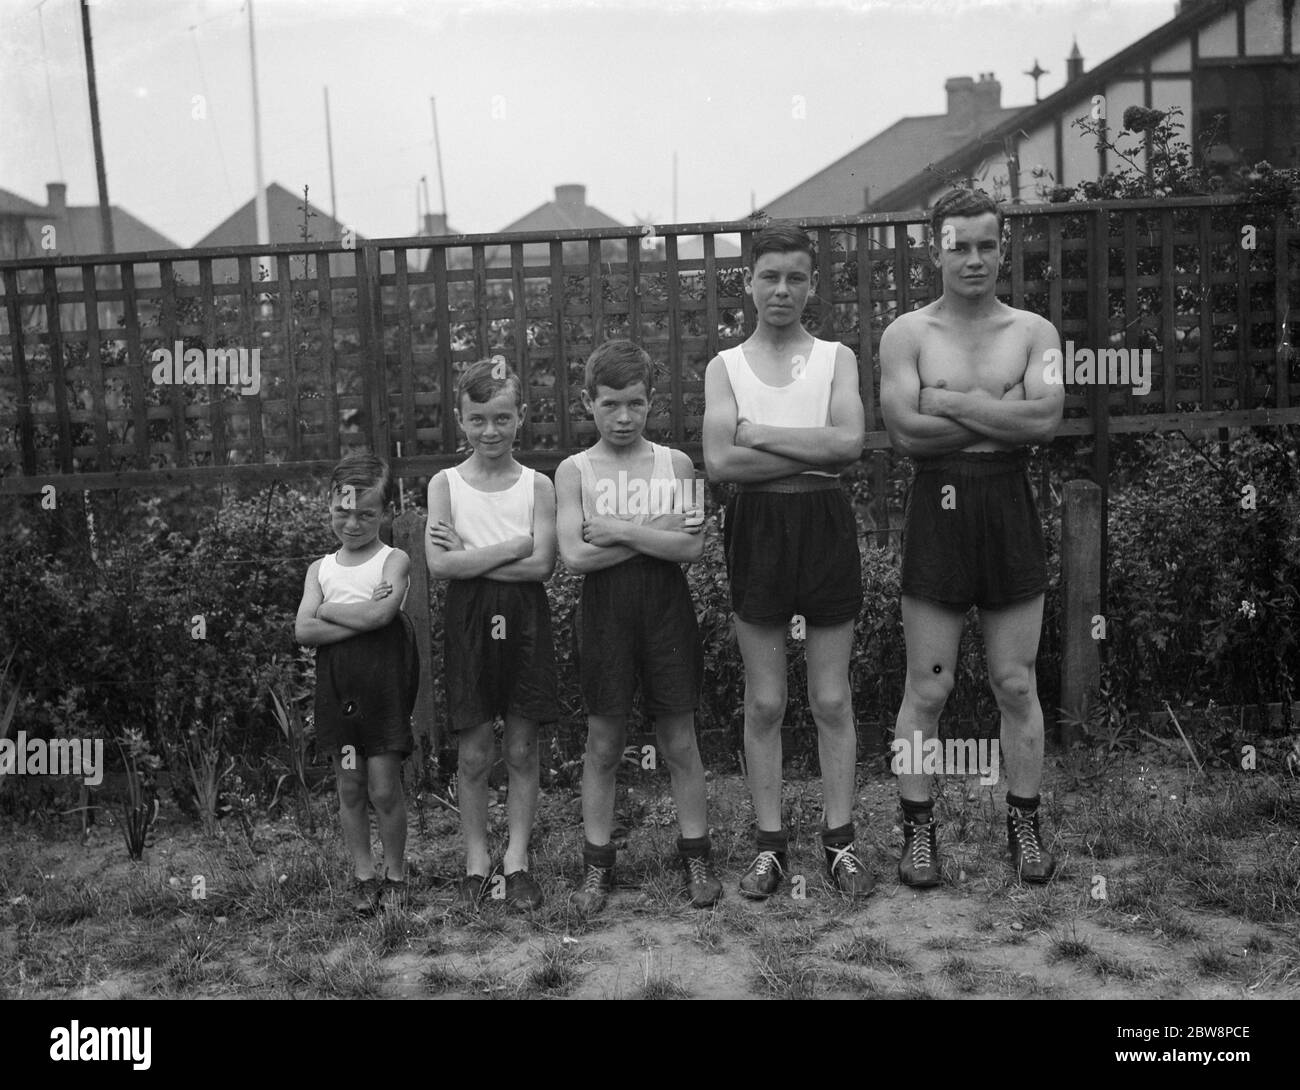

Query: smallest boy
[427,358,560,909]
[556,340,721,914]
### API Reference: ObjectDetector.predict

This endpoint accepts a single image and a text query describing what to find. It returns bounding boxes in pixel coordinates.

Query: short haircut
[929,188,1005,246]
[748,223,816,270]
[329,452,394,507]
[584,339,655,396]
[456,357,523,409]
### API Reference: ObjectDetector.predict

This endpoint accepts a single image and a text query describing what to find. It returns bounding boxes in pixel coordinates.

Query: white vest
[445,464,536,548]
[720,337,840,477]
[318,543,394,604]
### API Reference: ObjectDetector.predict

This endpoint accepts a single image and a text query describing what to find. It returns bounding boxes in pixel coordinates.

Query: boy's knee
[746,689,787,728]
[336,772,367,808]
[368,779,404,813]
[458,735,495,780]
[990,668,1035,713]
[905,670,954,718]
[654,728,698,770]
[808,685,852,725]
[503,733,537,771]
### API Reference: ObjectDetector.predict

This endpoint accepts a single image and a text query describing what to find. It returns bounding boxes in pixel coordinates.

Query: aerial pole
[79,0,114,253]
[324,86,339,237]
[430,96,448,221]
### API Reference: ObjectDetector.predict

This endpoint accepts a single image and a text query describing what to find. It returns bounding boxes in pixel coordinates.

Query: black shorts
[444,578,560,732]
[900,450,1048,611]
[314,612,419,759]
[576,555,703,718]
[723,482,863,627]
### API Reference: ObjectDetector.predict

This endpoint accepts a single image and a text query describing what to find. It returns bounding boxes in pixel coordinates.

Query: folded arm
[424,471,535,580]
[735,344,865,465]
[315,549,411,631]
[555,458,637,573]
[702,356,820,482]
[295,561,362,646]
[582,450,704,564]
[927,317,1064,445]
[880,319,986,457]
[483,473,558,583]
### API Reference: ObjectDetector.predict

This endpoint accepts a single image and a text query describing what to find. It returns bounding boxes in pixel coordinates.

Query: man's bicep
[553,461,584,543]
[1023,317,1064,403]
[879,324,921,419]
[296,562,324,621]
[828,347,866,431]
[702,358,738,439]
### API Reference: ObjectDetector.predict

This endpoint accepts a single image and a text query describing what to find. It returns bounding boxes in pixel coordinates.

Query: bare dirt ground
[2,740,1297,1000]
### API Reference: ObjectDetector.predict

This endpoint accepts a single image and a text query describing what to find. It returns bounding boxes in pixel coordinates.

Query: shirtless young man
[703,225,872,898]
[879,189,1064,887]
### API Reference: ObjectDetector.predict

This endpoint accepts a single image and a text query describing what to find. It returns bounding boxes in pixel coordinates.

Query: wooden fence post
[393,509,437,785]
[1060,479,1102,746]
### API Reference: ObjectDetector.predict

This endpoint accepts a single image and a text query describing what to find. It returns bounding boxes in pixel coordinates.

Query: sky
[0,0,1179,248]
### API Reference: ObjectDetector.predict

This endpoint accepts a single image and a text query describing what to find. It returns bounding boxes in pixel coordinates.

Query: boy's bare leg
[735,618,789,831]
[979,596,1046,799]
[502,714,540,873]
[805,620,857,829]
[334,753,374,879]
[457,721,495,876]
[582,714,627,847]
[655,712,707,839]
[895,596,966,802]
[980,594,1054,880]
[367,752,406,880]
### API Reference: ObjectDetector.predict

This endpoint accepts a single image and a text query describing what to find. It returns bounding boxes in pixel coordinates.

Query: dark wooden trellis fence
[2,195,1294,498]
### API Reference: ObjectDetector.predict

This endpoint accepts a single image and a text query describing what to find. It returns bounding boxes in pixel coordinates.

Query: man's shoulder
[881,306,931,345]
[999,301,1054,330]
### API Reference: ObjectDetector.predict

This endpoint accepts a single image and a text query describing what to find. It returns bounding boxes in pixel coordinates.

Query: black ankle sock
[756,827,788,853]
[583,840,616,868]
[900,798,934,823]
[821,822,855,849]
[676,834,711,860]
[1006,794,1039,813]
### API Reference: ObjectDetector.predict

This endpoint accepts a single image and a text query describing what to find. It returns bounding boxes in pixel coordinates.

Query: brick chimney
[1067,38,1084,82]
[974,72,1002,116]
[555,184,586,209]
[46,182,67,216]
[945,76,977,132]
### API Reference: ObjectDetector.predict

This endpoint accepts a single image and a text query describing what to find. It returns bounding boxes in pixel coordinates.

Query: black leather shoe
[571,863,613,914]
[504,869,544,909]
[681,854,723,907]
[738,849,786,899]
[1008,806,1056,883]
[825,842,875,898]
[899,815,941,888]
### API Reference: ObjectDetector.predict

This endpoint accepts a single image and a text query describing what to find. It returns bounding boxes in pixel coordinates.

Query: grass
[832,931,913,971]
[2,749,1297,1000]
[750,932,818,999]
[940,955,986,993]
[520,939,584,998]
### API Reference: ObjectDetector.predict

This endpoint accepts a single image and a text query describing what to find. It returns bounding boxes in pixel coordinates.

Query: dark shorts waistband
[738,474,841,493]
[913,450,1029,477]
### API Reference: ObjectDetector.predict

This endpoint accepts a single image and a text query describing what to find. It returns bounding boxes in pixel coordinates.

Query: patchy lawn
[2,737,1297,1000]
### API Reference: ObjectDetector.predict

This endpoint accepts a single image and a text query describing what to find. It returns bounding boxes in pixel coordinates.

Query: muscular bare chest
[916,311,1031,396]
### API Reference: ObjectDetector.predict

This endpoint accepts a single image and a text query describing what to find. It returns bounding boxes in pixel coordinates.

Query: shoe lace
[827,844,864,875]
[685,856,712,885]
[750,850,785,878]
[581,864,607,893]
[905,818,934,869]
[1009,807,1042,863]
